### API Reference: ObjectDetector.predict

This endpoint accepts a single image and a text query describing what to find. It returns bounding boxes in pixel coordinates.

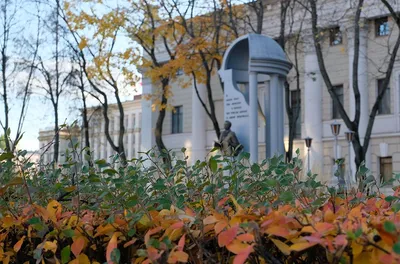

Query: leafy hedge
[0,148,400,264]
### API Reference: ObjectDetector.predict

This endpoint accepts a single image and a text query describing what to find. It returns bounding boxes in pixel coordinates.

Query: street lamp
[305,137,313,173]
[331,121,341,186]
[345,131,355,188]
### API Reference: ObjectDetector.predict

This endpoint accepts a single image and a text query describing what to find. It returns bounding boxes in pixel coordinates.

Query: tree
[0,0,41,152]
[62,1,139,164]
[307,0,400,183]
[124,0,186,164]
[36,0,71,163]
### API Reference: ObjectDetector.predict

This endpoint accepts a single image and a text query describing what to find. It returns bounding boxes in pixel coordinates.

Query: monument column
[249,71,258,163]
[303,28,324,175]
[269,74,280,155]
[141,77,156,153]
[128,113,134,159]
[342,18,371,173]
[191,81,207,163]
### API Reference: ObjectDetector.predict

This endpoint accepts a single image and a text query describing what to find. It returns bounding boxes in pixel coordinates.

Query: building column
[94,123,100,160]
[100,119,106,160]
[114,115,119,157]
[342,18,371,174]
[249,71,258,163]
[141,78,156,153]
[303,29,324,176]
[191,81,207,163]
[128,113,134,159]
[134,112,141,158]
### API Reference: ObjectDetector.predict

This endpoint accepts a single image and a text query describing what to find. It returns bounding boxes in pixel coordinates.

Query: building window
[329,27,342,46]
[380,156,393,183]
[375,17,390,36]
[172,106,183,134]
[332,85,344,119]
[290,90,301,139]
[377,78,391,115]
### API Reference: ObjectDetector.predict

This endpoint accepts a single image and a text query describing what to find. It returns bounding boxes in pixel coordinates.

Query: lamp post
[305,137,313,173]
[345,131,355,188]
[331,121,341,186]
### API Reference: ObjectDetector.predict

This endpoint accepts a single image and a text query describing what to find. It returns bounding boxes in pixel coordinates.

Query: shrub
[0,148,399,263]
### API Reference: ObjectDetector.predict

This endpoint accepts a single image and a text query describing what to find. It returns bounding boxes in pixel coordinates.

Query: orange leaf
[123,238,137,248]
[71,236,85,257]
[147,246,162,261]
[145,227,163,245]
[215,220,228,235]
[233,245,253,264]
[203,216,218,225]
[290,242,317,252]
[265,226,290,238]
[236,233,254,242]
[13,236,25,252]
[271,238,290,255]
[218,225,238,247]
[178,234,185,251]
[315,222,334,233]
[226,239,249,254]
[168,251,189,263]
[106,233,119,264]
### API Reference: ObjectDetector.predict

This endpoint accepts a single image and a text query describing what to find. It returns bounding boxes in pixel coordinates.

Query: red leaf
[106,233,119,264]
[170,221,184,230]
[218,225,239,247]
[233,245,253,264]
[71,236,85,257]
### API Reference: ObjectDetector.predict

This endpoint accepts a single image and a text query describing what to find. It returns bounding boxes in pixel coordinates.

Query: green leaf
[61,246,71,264]
[0,152,14,161]
[251,164,260,174]
[103,168,118,175]
[279,191,294,202]
[154,179,166,190]
[385,196,398,202]
[28,217,41,225]
[63,229,75,238]
[354,228,362,238]
[209,159,218,173]
[393,242,400,254]
[181,147,186,153]
[111,248,121,263]
[383,221,396,233]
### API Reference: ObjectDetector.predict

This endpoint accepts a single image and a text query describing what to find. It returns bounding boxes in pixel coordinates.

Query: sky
[2,0,142,151]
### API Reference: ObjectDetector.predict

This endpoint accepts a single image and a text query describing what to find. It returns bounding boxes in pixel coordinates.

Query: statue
[215,121,243,157]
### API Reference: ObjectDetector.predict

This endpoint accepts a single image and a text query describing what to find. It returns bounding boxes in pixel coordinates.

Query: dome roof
[222,33,291,76]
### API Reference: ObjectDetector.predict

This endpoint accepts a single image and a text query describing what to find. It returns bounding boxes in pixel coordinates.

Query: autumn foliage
[0,149,400,264]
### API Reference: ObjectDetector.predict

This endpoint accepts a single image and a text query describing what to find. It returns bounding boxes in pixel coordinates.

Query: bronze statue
[215,121,243,156]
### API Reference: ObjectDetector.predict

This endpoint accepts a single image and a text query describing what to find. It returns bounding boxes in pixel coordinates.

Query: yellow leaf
[43,241,58,253]
[47,200,62,222]
[271,238,290,255]
[290,242,317,252]
[79,38,88,50]
[13,235,25,252]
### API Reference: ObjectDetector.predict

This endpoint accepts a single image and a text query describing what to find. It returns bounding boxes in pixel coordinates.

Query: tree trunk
[155,79,171,165]
[53,104,59,163]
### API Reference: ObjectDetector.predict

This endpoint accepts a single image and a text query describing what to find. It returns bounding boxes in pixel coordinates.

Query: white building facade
[141,0,400,184]
[39,97,142,163]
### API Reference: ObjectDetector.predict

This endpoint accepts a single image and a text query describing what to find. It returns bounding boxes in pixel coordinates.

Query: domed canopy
[222,33,292,77]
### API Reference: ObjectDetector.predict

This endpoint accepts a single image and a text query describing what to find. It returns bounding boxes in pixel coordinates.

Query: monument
[219,34,292,163]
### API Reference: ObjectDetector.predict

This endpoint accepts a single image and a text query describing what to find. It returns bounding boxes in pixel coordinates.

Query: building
[87,96,142,161]
[141,0,400,185]
[38,125,81,164]
[38,96,142,163]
